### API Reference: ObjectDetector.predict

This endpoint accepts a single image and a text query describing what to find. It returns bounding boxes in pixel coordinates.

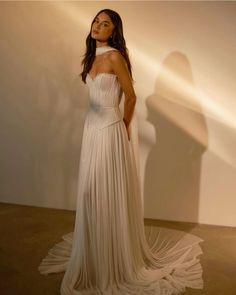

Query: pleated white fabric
[38,46,204,294]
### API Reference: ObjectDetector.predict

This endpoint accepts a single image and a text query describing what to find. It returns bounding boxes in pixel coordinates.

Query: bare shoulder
[108,50,126,65]
[109,49,122,58]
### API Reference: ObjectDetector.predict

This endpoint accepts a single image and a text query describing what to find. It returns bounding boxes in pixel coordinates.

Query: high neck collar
[95,46,116,56]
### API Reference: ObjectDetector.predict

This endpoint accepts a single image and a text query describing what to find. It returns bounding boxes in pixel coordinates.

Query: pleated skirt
[38,116,204,295]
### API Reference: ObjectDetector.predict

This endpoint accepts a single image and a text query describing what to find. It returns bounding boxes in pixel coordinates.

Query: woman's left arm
[109,51,137,130]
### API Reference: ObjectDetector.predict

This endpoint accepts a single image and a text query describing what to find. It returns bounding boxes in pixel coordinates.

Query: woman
[38,9,204,294]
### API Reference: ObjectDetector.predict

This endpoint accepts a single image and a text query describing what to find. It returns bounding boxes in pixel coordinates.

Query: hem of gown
[38,226,204,295]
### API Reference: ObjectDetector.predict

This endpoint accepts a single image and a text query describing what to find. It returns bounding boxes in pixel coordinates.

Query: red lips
[93,29,99,34]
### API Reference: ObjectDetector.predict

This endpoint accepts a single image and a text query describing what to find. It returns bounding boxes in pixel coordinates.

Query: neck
[96,41,110,48]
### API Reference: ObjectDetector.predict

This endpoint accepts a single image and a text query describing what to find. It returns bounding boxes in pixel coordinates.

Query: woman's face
[91,12,115,42]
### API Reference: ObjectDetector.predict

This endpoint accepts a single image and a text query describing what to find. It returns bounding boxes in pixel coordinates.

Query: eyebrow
[95,17,110,24]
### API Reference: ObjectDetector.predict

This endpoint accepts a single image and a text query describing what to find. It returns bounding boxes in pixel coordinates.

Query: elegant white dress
[38,46,204,295]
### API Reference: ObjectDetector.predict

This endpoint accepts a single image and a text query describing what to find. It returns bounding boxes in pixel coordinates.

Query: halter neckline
[95,46,117,56]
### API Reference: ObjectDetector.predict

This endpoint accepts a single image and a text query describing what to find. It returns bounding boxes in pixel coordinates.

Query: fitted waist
[89,102,120,110]
[87,103,123,130]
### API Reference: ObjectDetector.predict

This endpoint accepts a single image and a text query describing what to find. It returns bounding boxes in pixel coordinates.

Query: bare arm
[109,51,136,130]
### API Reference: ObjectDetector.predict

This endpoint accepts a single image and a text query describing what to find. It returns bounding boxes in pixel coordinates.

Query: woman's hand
[123,118,131,141]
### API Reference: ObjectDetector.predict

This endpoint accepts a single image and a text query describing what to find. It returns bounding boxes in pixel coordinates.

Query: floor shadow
[144,51,208,230]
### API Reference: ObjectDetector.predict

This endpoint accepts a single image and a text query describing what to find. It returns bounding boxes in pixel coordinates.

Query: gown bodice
[86,73,123,107]
[85,46,124,130]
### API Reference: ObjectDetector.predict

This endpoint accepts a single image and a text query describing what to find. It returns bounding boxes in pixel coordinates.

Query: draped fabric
[38,46,204,295]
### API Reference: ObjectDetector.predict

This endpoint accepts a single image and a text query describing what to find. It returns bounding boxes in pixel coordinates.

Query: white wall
[0,1,235,227]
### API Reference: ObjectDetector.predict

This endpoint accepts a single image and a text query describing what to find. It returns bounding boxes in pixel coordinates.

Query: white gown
[38,46,204,295]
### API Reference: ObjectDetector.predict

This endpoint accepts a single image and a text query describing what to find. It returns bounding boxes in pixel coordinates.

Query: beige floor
[0,202,235,295]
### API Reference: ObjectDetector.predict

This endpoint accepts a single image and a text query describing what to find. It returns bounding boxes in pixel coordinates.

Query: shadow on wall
[144,51,209,225]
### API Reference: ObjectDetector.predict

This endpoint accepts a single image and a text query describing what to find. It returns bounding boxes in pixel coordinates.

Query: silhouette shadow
[144,51,208,231]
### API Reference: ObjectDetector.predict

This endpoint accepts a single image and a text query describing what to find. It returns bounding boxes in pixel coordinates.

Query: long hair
[80,9,133,83]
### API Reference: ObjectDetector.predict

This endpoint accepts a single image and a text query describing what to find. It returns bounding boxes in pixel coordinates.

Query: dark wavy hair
[80,9,133,84]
